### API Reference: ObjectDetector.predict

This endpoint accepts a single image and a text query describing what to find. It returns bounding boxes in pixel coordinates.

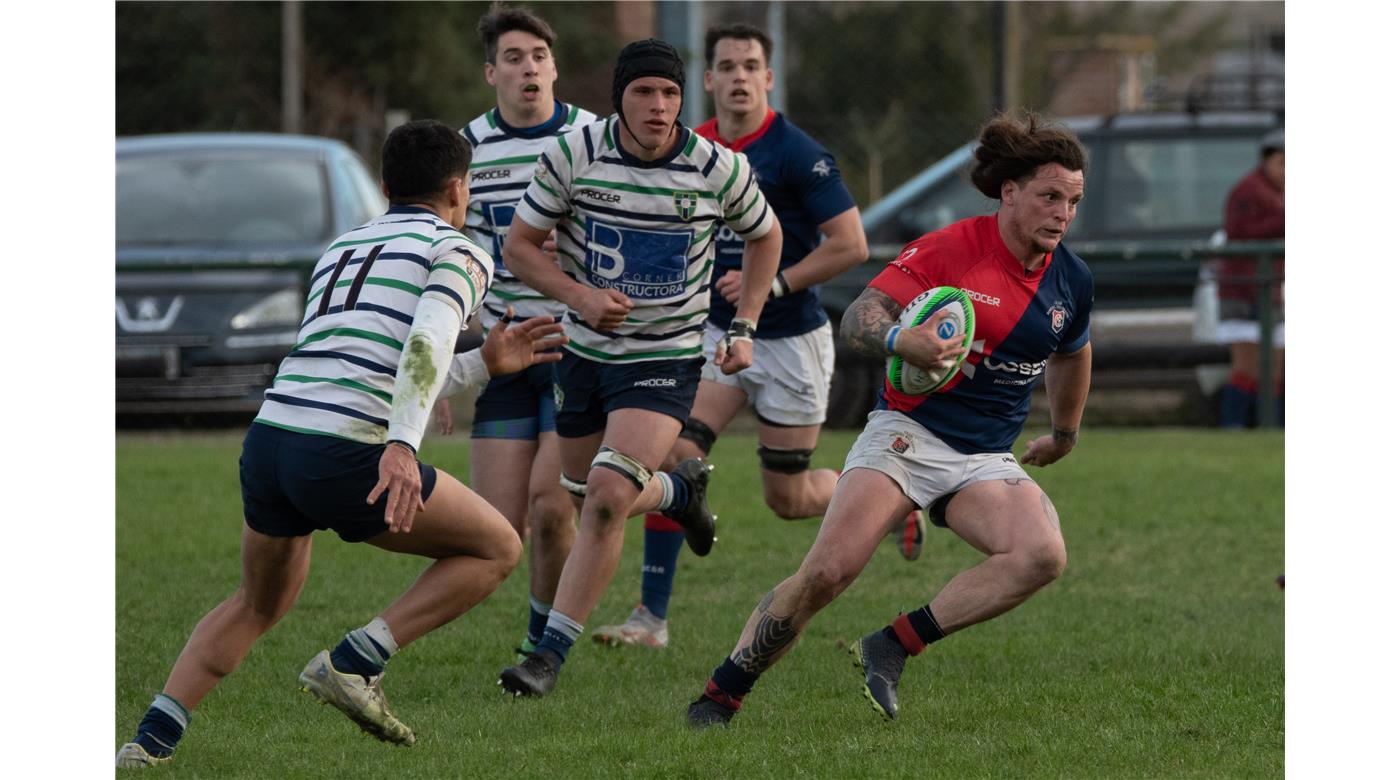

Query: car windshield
[117,151,330,245]
[1100,136,1259,236]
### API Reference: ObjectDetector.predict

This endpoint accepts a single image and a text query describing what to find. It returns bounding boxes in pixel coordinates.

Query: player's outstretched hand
[1020,434,1074,468]
[368,441,425,533]
[481,305,568,376]
[576,288,633,332]
[433,397,454,435]
[714,270,744,305]
[714,336,753,375]
[896,311,967,371]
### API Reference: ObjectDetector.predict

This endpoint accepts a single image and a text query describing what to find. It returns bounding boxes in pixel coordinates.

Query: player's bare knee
[762,484,810,521]
[796,559,857,608]
[234,587,295,630]
[1018,534,1067,587]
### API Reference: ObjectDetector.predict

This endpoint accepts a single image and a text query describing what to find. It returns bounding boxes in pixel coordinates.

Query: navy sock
[641,527,686,619]
[536,610,583,664]
[711,657,759,701]
[1220,384,1256,428]
[133,694,189,758]
[525,596,551,648]
[331,633,389,679]
[661,471,690,515]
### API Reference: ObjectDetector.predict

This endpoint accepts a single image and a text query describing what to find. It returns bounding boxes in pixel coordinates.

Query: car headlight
[231,289,302,330]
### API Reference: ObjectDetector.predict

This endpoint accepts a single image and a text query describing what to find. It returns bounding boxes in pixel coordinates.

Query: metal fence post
[1255,251,1276,428]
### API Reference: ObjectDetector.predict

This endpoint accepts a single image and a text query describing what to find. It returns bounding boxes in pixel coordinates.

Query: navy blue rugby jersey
[695,110,856,338]
[871,215,1094,455]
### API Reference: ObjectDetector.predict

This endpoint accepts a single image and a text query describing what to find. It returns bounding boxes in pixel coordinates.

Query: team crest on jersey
[1048,303,1068,334]
[673,191,700,221]
[890,433,914,455]
[812,159,831,177]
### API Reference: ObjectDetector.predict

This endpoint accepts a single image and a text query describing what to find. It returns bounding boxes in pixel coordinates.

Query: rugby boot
[849,630,908,720]
[892,509,926,561]
[498,651,560,697]
[298,650,416,746]
[591,604,669,648]
[686,694,738,729]
[115,742,172,768]
[662,458,716,556]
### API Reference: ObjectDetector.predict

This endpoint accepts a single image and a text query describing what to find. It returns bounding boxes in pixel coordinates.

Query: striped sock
[331,616,398,679]
[658,472,689,515]
[133,693,190,758]
[641,513,685,619]
[537,610,584,664]
[706,657,759,711]
[882,606,946,656]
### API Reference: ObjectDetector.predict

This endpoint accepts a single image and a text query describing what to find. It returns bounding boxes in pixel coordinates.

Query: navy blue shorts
[240,422,438,543]
[554,351,703,439]
[471,362,557,440]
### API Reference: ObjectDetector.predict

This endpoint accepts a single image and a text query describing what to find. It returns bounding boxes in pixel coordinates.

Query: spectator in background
[1216,129,1284,428]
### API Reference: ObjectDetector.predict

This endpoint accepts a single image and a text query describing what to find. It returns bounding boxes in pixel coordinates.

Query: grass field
[116,427,1283,778]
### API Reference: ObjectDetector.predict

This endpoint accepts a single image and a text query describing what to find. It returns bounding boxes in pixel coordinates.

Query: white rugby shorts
[701,320,834,427]
[842,410,1031,513]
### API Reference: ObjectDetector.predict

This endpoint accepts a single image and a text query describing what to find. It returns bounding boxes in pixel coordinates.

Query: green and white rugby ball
[886,286,976,395]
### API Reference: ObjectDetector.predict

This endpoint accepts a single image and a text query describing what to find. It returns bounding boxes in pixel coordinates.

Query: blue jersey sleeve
[786,133,856,226]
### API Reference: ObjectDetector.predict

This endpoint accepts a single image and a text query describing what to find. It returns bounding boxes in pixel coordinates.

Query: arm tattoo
[840,287,905,358]
[1052,426,1078,446]
[732,589,799,675]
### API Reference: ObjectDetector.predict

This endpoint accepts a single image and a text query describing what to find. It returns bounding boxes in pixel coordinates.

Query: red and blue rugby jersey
[870,215,1094,454]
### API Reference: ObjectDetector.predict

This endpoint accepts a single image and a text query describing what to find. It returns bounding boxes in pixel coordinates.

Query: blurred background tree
[116,1,1281,206]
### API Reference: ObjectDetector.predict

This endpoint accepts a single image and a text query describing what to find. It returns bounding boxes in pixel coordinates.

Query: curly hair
[969,111,1087,199]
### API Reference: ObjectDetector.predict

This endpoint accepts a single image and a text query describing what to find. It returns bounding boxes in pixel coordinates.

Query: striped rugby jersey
[253,206,494,445]
[514,115,775,362]
[460,100,596,328]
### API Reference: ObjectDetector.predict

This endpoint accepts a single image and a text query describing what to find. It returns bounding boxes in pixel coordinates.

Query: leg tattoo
[1040,492,1061,532]
[732,590,799,674]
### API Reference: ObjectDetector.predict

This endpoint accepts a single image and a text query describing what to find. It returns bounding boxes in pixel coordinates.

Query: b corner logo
[673,191,699,221]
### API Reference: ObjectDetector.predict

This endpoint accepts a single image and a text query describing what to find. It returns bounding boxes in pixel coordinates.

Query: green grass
[117,428,1283,778]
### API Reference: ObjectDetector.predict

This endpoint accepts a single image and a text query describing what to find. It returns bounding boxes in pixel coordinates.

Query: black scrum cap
[612,38,685,114]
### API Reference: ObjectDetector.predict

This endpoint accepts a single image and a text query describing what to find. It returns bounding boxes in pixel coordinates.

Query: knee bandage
[678,418,718,455]
[591,446,653,491]
[559,472,588,498]
[757,445,814,474]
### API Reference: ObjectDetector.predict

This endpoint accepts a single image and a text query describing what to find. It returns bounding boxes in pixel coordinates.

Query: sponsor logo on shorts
[1002,456,1016,464]
[1048,303,1068,334]
[580,189,622,204]
[472,168,511,182]
[633,378,678,388]
[890,433,913,454]
[963,289,1001,307]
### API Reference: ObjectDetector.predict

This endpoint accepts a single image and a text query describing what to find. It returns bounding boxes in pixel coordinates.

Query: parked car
[821,109,1284,426]
[116,133,387,415]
